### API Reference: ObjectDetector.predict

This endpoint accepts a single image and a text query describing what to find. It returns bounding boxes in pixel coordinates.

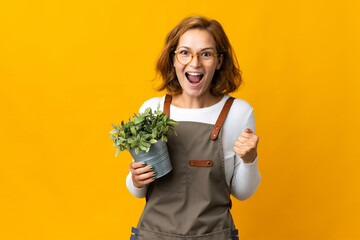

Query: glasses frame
[174,49,219,66]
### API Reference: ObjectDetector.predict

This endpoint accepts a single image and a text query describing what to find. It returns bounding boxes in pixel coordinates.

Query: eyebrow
[178,46,215,51]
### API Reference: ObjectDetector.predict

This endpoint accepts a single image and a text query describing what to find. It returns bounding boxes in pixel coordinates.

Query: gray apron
[130,95,239,240]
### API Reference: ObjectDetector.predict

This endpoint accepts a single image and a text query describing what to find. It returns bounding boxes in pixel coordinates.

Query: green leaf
[144,134,152,140]
[110,129,118,134]
[167,120,178,125]
[115,148,120,157]
[135,147,140,155]
[130,126,136,135]
[130,141,137,148]
[134,117,145,124]
[152,128,157,138]
[150,139,157,144]
[156,121,164,128]
[110,135,116,140]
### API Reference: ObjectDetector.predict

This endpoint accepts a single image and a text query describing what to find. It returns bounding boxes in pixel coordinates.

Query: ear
[216,53,223,70]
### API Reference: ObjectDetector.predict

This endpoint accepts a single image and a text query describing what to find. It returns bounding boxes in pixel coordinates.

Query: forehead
[177,29,216,50]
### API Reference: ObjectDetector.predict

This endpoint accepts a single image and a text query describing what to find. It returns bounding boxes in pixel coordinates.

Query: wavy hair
[155,15,242,96]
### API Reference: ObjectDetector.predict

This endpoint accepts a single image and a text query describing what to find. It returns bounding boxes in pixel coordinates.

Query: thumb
[245,128,253,133]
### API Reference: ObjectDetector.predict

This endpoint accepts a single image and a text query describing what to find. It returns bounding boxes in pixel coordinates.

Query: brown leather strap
[163,94,172,117]
[210,97,235,140]
[189,160,213,167]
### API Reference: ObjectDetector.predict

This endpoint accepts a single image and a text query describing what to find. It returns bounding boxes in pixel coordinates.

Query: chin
[183,88,208,99]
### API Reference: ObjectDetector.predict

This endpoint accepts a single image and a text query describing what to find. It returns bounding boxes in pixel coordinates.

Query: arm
[231,109,261,200]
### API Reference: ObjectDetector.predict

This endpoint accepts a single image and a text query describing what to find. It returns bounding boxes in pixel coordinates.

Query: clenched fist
[233,128,259,164]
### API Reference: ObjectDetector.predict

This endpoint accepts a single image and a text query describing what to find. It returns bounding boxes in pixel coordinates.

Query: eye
[201,52,212,57]
[179,50,189,55]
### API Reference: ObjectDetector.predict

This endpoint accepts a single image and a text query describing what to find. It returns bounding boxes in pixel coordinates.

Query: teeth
[187,72,203,76]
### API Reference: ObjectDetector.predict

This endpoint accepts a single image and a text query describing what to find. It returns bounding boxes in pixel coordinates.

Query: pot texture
[129,140,172,179]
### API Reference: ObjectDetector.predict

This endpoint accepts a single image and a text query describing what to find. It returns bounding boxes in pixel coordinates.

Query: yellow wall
[1,0,359,239]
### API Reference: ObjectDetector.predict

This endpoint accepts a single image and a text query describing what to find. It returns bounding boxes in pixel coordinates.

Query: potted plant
[110,104,178,178]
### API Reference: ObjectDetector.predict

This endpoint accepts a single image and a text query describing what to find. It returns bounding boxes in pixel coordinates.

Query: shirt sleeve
[230,108,261,200]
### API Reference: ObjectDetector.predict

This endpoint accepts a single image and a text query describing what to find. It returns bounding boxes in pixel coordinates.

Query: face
[173,29,223,99]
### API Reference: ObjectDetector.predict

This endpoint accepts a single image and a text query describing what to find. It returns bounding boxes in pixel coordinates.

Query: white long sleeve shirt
[126,94,261,200]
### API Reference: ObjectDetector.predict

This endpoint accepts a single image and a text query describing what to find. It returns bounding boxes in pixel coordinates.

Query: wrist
[242,152,257,164]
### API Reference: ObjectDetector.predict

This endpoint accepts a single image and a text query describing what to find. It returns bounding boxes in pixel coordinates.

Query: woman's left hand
[233,128,259,164]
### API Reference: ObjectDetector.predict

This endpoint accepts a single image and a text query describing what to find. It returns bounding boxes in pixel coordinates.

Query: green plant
[110,104,178,157]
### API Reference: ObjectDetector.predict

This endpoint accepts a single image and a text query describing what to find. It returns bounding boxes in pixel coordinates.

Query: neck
[172,93,223,109]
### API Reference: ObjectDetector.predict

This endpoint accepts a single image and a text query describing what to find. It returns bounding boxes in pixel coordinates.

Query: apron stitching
[217,129,231,194]
[139,226,232,238]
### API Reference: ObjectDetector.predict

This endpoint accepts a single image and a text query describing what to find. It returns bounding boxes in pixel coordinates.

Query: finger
[135,171,157,181]
[132,172,156,188]
[130,161,147,170]
[241,129,254,139]
[233,146,243,157]
[133,165,156,176]
[242,131,259,141]
[234,140,244,148]
[245,128,253,133]
[236,135,246,143]
[138,177,156,186]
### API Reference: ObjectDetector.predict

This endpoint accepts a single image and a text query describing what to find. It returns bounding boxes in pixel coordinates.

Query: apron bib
[130,95,239,240]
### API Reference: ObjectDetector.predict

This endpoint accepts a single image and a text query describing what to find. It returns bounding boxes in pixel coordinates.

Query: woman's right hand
[130,162,157,188]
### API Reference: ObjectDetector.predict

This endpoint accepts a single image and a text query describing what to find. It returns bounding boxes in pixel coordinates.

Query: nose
[189,53,202,67]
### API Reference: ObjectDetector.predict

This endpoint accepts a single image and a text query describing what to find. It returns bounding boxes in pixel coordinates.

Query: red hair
[155,15,242,96]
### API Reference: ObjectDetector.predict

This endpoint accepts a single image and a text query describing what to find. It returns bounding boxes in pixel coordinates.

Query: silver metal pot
[129,140,172,179]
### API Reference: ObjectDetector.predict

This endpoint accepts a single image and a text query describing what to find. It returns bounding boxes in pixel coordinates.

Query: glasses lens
[176,50,192,64]
[199,52,215,65]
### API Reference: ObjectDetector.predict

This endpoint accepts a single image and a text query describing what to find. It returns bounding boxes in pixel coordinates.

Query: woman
[126,15,261,240]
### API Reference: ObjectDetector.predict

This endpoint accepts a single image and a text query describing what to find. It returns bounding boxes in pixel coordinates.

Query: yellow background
[1,0,359,239]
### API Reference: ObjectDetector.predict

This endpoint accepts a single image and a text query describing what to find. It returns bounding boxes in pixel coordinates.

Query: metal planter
[129,140,172,179]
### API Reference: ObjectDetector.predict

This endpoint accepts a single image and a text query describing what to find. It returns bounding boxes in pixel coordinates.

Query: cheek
[174,64,185,75]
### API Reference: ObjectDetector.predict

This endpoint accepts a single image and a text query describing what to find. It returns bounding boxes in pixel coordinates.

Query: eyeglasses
[174,49,219,66]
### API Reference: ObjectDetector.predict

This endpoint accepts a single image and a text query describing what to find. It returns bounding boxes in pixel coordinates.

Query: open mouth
[185,72,204,85]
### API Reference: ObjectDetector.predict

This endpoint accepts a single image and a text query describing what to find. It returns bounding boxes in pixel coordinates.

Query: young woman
[126,15,261,240]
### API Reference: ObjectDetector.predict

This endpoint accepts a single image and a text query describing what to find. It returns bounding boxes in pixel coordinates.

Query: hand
[130,161,157,188]
[233,128,259,164]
